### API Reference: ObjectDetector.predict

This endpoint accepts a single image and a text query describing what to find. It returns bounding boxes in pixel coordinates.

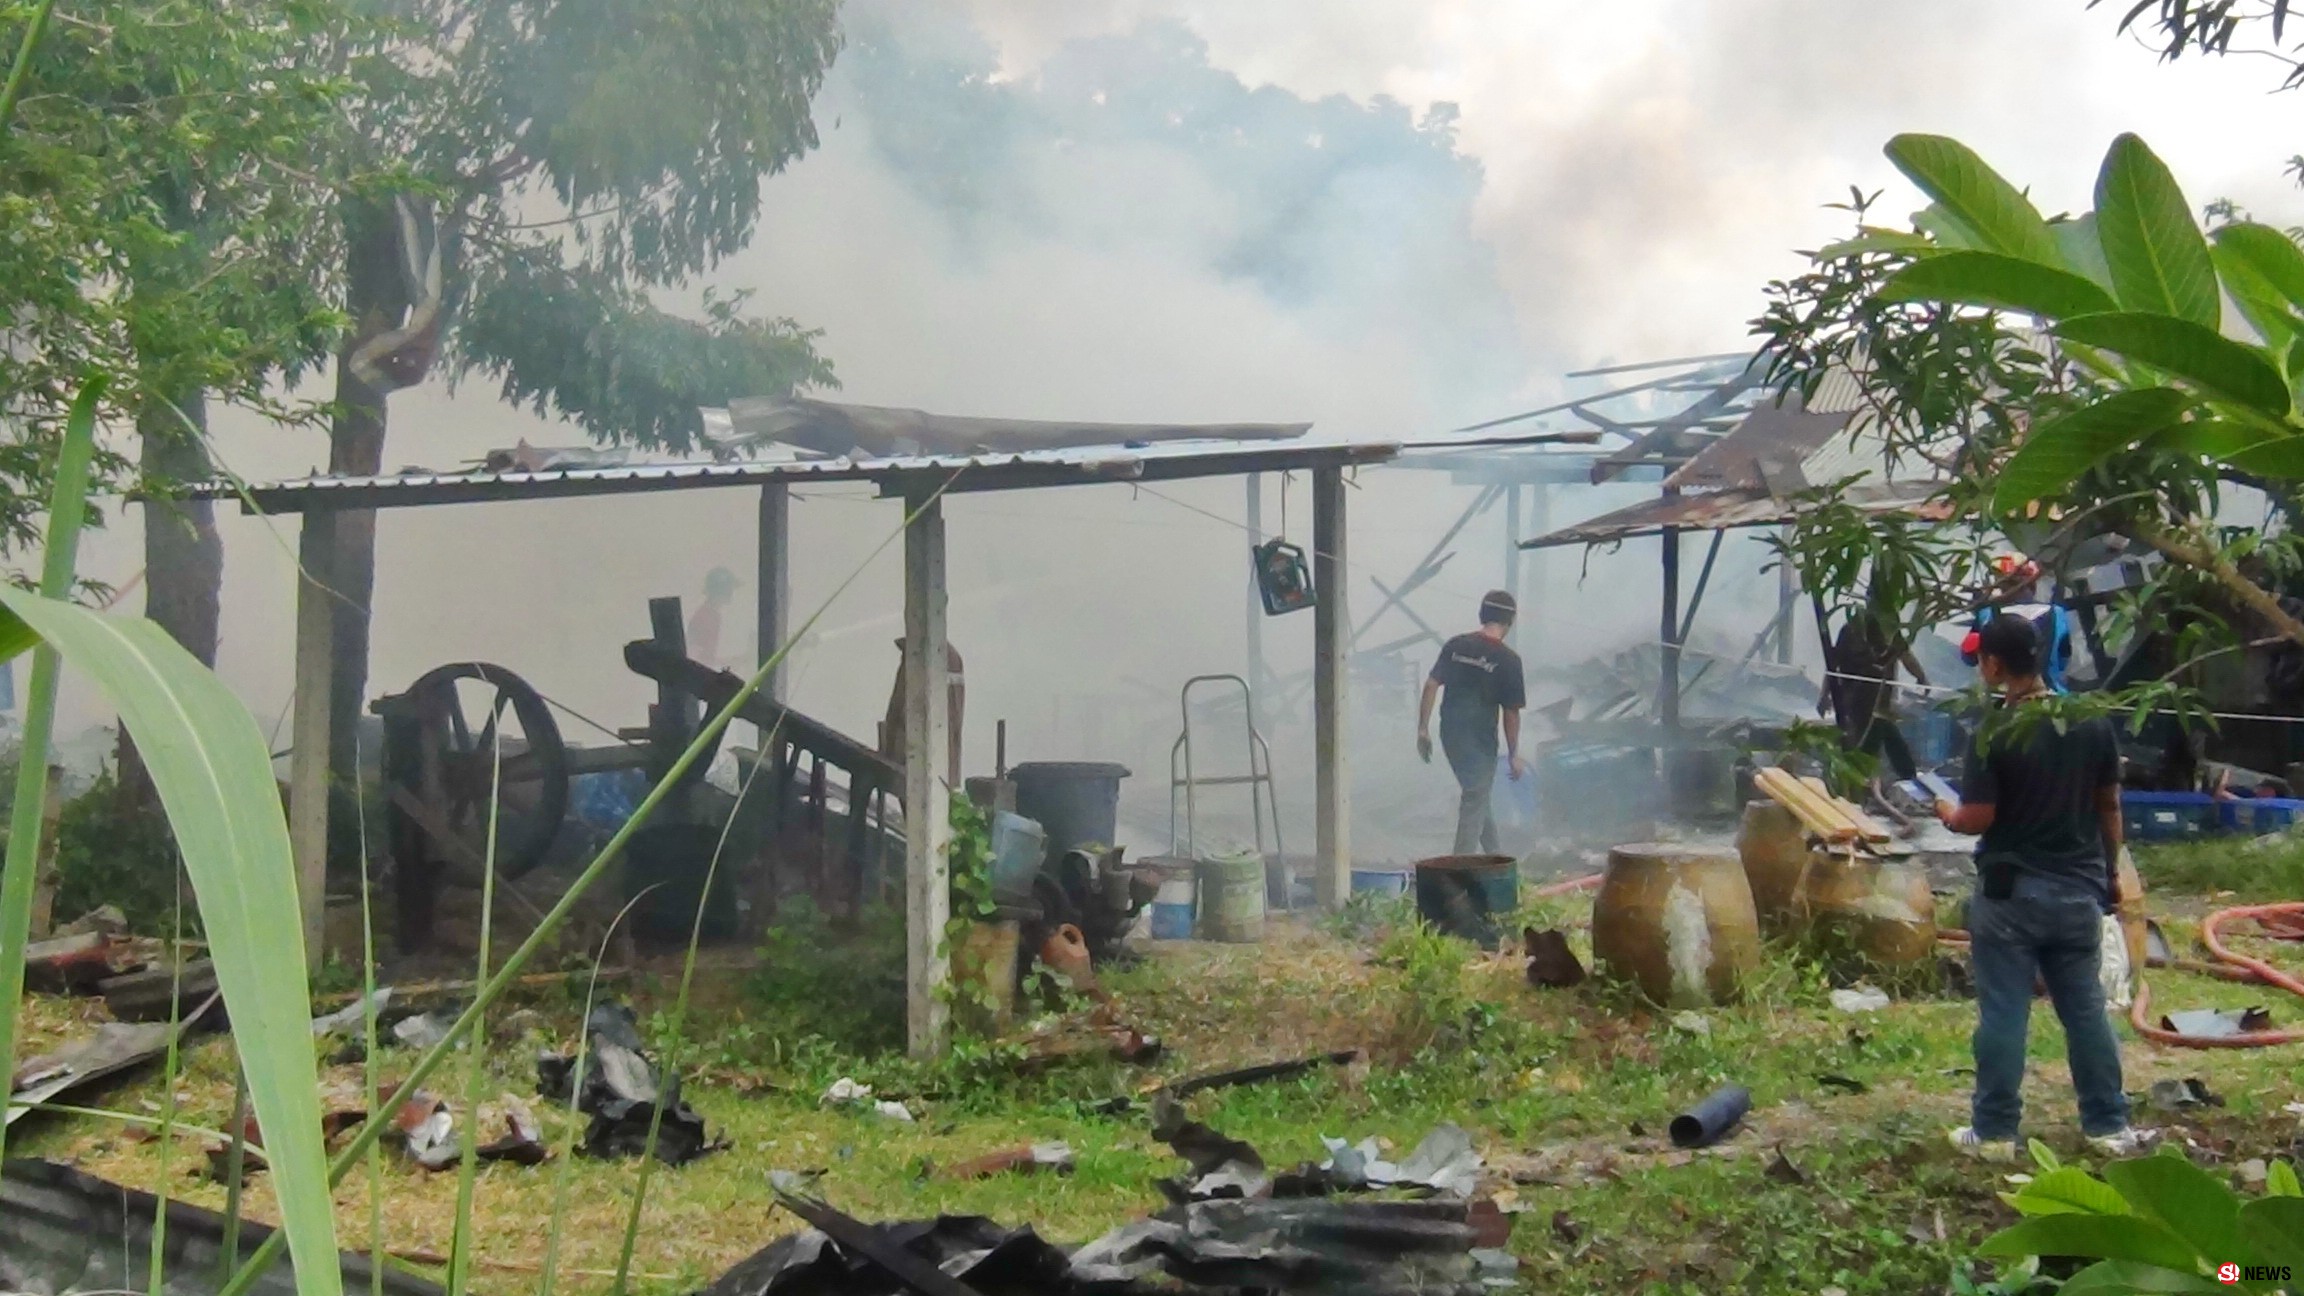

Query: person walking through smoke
[1417,591,1526,855]
[1935,614,2155,1159]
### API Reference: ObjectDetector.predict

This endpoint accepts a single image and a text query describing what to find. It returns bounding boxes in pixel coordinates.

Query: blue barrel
[1009,762,1131,867]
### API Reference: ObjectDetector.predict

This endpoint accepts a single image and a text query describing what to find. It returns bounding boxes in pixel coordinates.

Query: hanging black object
[1253,539,1316,616]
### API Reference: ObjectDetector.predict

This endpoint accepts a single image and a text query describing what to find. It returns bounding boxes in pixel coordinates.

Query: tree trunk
[118,387,219,812]
[325,199,416,870]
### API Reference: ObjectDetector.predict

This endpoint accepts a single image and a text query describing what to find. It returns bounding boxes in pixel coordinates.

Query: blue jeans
[1967,883,2130,1139]
[1440,717,1498,855]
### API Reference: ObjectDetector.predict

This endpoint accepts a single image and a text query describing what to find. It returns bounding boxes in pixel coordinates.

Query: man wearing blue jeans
[1935,614,2154,1159]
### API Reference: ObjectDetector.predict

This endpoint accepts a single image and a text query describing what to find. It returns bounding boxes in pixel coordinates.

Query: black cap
[1479,589,1516,626]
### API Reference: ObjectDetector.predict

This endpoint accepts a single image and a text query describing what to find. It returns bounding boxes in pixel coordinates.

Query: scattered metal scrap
[0,1159,441,1296]
[1163,1049,1367,1100]
[7,996,217,1127]
[2159,1006,2275,1040]
[537,1001,722,1165]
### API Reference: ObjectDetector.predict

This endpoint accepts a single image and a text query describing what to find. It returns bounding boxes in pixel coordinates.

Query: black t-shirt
[1960,703,2119,901]
[1430,632,1526,726]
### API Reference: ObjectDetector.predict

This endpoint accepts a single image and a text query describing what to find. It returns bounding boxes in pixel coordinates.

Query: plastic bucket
[987,811,1046,902]
[1350,869,1411,898]
[1413,853,1519,947]
[1150,874,1196,940]
[1196,851,1267,943]
[1008,762,1131,866]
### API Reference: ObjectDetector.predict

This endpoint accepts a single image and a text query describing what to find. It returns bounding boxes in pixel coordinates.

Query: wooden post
[1659,519,1682,730]
[902,486,951,1059]
[757,482,791,700]
[289,508,337,971]
[1311,466,1350,909]
[1245,473,1265,703]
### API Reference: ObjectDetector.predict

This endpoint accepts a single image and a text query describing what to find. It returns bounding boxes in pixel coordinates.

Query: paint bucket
[1195,850,1267,943]
[1143,858,1197,940]
[987,811,1046,904]
[1413,854,1519,947]
[1590,842,1762,1009]
[1350,868,1412,898]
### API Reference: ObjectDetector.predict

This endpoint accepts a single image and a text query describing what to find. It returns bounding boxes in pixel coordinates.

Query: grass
[2134,832,2304,904]
[10,885,2303,1296]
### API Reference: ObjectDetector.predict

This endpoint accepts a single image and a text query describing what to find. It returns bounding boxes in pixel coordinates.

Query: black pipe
[1668,1084,1751,1149]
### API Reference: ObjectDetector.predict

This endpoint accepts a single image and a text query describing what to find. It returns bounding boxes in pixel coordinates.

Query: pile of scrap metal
[1540,642,1819,728]
[536,1001,723,1165]
[0,1159,440,1296]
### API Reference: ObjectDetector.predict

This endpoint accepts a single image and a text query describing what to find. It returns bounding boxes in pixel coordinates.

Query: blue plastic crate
[2249,797,2304,835]
[2122,791,2218,841]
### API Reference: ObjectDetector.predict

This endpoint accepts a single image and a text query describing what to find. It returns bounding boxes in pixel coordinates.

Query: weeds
[2134,834,2304,902]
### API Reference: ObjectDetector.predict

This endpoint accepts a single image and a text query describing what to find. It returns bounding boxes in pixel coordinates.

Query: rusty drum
[1591,843,1762,1009]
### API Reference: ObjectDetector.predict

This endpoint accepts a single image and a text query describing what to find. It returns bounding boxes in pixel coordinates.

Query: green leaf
[2054,1260,2229,1294]
[2213,222,2304,315]
[1815,228,1944,260]
[2095,133,2220,327]
[2056,213,2117,292]
[2054,313,2292,414]
[2268,1160,2302,1198]
[1879,250,2118,319]
[2033,1138,2066,1173]
[1994,388,2193,511]
[1915,202,1989,251]
[2153,418,2276,460]
[2222,436,2304,477]
[2104,1151,2240,1270]
[0,607,34,665]
[1978,1213,2202,1271]
[2211,241,2304,351]
[1887,134,2064,267]
[0,591,344,1296]
[2009,1166,2132,1217]
[2237,1197,2304,1272]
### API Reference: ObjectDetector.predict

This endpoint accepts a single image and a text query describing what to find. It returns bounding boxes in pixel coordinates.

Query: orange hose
[2129,903,2304,1049]
[1532,871,1603,898]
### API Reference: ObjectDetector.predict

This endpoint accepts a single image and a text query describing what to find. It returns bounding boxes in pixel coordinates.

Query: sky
[52,0,2304,853]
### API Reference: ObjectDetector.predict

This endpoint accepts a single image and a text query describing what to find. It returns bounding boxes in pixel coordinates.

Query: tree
[316,0,841,860]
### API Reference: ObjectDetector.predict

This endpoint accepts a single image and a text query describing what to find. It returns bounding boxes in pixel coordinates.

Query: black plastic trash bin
[1008,761,1130,868]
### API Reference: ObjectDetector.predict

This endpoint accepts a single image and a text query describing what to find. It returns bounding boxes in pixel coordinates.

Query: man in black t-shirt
[1417,591,1527,855]
[1934,614,2153,1159]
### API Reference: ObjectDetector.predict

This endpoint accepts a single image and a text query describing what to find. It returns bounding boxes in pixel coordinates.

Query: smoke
[46,0,2303,863]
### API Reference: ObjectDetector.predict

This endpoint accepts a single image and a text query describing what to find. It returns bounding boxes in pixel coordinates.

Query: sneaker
[2088,1127,2162,1156]
[1949,1126,2019,1161]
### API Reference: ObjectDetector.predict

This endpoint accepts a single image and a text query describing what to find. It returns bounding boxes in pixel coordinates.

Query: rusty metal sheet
[1520,482,1949,549]
[1662,405,1855,492]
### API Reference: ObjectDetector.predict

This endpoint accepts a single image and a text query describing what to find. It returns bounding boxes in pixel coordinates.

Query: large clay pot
[1797,850,1938,967]
[1592,843,1763,1008]
[1736,801,1812,936]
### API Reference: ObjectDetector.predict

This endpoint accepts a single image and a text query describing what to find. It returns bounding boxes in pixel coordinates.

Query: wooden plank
[289,509,336,971]
[757,482,791,701]
[902,487,951,1058]
[622,641,900,790]
[1311,466,1350,909]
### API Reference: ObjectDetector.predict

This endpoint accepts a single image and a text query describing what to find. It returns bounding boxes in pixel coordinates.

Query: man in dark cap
[1417,590,1527,855]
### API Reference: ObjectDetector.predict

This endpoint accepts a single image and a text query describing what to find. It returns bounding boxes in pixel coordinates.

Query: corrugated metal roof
[182,428,1593,514]
[1662,406,1854,492]
[1521,480,1951,549]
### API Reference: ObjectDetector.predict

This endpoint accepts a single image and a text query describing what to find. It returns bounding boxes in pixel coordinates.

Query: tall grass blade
[152,874,188,1296]
[221,477,958,1296]
[0,0,59,133]
[0,378,104,1166]
[447,734,505,1296]
[0,588,345,1295]
[356,735,385,1296]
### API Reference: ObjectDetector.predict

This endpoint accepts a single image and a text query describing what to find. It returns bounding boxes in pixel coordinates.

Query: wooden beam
[289,509,336,971]
[1311,466,1350,909]
[757,482,791,700]
[902,487,951,1059]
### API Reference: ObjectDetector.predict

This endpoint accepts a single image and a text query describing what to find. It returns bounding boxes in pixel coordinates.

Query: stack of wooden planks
[1751,766,1894,849]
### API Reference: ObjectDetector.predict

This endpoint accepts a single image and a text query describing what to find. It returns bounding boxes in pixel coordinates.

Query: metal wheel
[383,662,570,884]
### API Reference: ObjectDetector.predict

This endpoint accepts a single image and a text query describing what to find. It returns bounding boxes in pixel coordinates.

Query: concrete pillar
[289,509,336,971]
[757,482,791,699]
[902,487,951,1058]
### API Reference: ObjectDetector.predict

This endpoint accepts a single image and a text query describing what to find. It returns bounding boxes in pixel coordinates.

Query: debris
[1763,1146,1806,1185]
[1550,1208,1584,1246]
[54,905,128,939]
[1523,928,1587,989]
[536,1001,722,1166]
[21,931,140,995]
[98,961,220,1023]
[1668,1085,1751,1149]
[7,1000,215,1127]
[392,1007,460,1052]
[476,1094,551,1166]
[1816,1074,1868,1095]
[1669,1010,1711,1036]
[1070,1198,1482,1295]
[1152,1093,1270,1201]
[821,1077,874,1107]
[2145,919,2174,966]
[0,1159,442,1296]
[1828,986,1891,1013]
[2145,1078,2225,1112]
[758,1189,1039,1296]
[1316,1123,1483,1197]
[873,1101,915,1124]
[2159,1007,2275,1039]
[1465,1197,1511,1248]
[942,1142,1076,1180]
[1164,1049,1365,1099]
[313,988,395,1038]
[2238,1158,2270,1189]
[392,1091,460,1171]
